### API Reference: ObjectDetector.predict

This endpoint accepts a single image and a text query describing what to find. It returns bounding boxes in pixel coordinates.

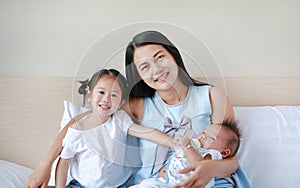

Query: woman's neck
[157,80,189,105]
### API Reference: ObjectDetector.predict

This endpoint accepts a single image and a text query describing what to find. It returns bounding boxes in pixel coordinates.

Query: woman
[123,31,242,188]
[25,30,248,188]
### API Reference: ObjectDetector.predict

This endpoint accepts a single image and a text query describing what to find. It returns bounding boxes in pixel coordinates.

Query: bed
[0,77,300,187]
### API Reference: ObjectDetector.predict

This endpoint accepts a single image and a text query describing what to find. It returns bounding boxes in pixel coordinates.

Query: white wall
[1,0,300,168]
[0,0,299,78]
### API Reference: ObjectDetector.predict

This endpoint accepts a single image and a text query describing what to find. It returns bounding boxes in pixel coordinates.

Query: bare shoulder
[209,86,235,123]
[122,98,145,122]
[209,86,226,99]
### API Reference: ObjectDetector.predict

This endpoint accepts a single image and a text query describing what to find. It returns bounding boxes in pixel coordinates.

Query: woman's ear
[221,148,231,158]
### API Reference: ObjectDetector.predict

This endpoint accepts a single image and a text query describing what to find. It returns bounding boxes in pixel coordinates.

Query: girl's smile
[88,75,123,122]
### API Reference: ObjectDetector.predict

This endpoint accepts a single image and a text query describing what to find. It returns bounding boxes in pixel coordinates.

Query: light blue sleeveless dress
[133,85,251,188]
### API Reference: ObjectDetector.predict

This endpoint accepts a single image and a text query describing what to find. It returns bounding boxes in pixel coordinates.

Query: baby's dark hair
[78,69,128,106]
[219,119,241,157]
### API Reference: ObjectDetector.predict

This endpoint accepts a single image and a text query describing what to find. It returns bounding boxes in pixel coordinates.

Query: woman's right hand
[173,160,216,188]
[24,162,51,188]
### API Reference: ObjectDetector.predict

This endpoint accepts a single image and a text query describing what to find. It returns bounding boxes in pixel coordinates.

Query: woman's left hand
[173,160,215,188]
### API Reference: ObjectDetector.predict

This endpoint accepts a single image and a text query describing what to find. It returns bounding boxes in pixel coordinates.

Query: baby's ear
[221,148,231,158]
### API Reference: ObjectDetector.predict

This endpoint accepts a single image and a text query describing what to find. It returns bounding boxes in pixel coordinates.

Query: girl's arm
[174,87,237,188]
[24,110,90,188]
[128,123,175,148]
[55,158,71,188]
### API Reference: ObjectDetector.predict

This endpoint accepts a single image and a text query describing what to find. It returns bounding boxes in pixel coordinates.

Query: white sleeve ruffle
[61,128,85,159]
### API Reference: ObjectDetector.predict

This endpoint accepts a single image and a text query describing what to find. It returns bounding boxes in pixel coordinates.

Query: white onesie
[166,139,223,187]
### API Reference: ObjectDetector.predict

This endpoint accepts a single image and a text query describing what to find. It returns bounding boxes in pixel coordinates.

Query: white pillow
[60,100,90,130]
[0,160,33,188]
[235,106,300,188]
[48,100,89,186]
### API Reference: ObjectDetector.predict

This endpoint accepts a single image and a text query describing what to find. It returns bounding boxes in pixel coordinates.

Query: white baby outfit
[166,138,223,187]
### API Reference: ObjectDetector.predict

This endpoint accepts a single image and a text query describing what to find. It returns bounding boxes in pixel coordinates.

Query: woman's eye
[141,65,149,71]
[156,55,164,62]
[98,91,105,95]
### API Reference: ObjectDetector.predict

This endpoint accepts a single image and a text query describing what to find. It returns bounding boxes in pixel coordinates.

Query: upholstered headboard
[0,76,299,169]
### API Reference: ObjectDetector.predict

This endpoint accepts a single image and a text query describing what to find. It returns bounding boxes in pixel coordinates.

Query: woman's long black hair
[125,30,207,98]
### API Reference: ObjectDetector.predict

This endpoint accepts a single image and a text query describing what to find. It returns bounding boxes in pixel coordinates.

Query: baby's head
[197,119,241,158]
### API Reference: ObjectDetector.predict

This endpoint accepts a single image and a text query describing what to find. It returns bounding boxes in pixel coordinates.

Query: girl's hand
[173,160,215,188]
[24,162,51,188]
[174,135,191,157]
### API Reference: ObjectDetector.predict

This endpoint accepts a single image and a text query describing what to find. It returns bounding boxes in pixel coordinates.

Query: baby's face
[197,124,226,151]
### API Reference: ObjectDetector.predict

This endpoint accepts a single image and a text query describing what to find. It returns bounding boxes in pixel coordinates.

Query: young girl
[55,69,174,188]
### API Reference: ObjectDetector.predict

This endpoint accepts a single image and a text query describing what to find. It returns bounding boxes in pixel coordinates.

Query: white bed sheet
[0,160,33,188]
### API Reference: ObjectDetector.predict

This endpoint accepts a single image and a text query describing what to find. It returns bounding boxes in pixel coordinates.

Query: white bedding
[235,106,300,187]
[1,103,299,188]
[0,160,33,187]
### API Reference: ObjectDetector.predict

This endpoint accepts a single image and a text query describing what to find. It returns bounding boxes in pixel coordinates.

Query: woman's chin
[149,80,174,90]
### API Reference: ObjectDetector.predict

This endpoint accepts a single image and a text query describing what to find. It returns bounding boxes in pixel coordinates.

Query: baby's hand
[174,136,191,158]
[175,135,190,149]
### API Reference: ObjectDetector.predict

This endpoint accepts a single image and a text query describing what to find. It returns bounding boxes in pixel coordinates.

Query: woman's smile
[134,44,179,91]
[153,72,169,83]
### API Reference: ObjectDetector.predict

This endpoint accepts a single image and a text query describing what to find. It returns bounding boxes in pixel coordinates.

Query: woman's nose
[152,63,162,75]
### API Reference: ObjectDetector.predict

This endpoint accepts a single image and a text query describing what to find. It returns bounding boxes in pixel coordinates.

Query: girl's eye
[111,93,119,98]
[98,91,105,95]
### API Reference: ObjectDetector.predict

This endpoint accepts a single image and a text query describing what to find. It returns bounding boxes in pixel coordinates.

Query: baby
[159,119,241,187]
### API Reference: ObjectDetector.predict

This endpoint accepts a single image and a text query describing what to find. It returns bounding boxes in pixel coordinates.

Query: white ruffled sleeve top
[60,109,133,188]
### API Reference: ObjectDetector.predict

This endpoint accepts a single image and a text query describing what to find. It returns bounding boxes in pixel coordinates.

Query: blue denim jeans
[66,179,86,188]
[66,178,130,188]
